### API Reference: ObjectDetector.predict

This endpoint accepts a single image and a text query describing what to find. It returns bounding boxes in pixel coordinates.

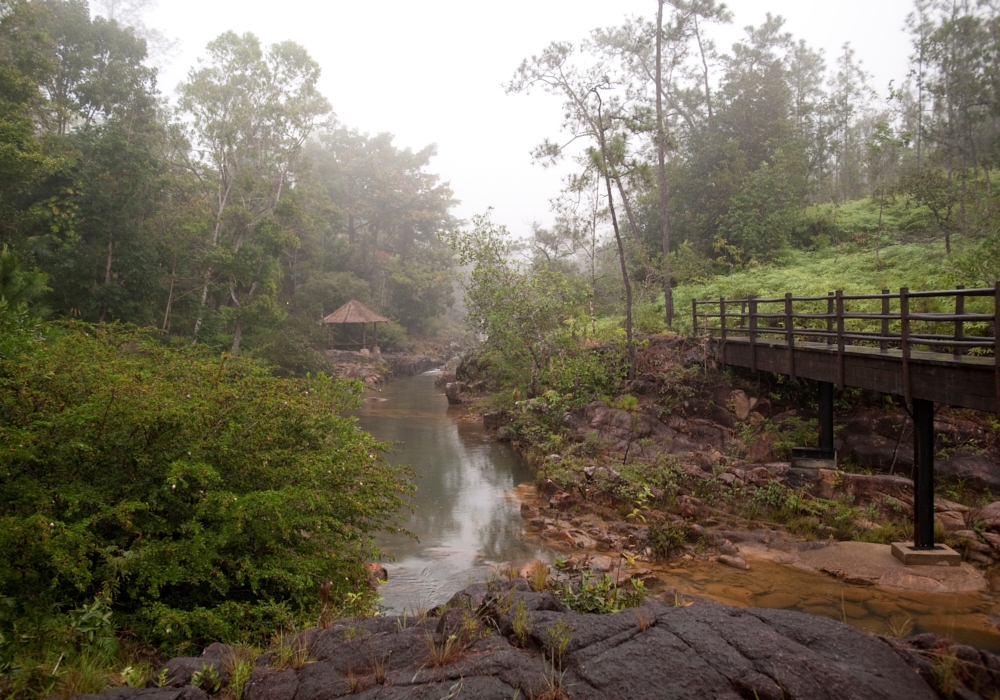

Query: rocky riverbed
[322,349,444,388]
[71,578,1000,700]
[448,335,1000,644]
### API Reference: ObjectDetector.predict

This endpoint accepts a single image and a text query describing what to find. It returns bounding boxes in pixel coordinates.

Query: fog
[139,0,914,236]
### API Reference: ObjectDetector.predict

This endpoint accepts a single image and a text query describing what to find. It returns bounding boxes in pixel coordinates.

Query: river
[357,370,1000,651]
[356,370,547,614]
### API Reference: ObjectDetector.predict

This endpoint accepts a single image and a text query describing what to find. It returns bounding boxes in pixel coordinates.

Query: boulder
[244,669,298,700]
[364,561,388,583]
[444,382,465,405]
[937,510,968,532]
[549,490,579,511]
[731,390,753,421]
[482,411,507,430]
[151,658,227,689]
[976,501,1000,532]
[718,555,750,571]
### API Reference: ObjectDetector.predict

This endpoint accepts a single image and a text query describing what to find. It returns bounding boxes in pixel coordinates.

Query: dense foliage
[0,0,457,372]
[0,322,412,656]
[446,212,626,401]
[505,0,999,340]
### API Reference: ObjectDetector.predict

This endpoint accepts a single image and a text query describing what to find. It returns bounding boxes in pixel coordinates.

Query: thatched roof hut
[323,299,389,349]
[322,299,390,325]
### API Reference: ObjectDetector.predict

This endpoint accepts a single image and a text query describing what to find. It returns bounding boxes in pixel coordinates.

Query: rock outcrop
[71,581,1000,700]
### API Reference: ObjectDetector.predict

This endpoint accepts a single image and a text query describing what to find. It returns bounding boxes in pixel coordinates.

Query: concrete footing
[891,542,962,567]
[790,446,836,472]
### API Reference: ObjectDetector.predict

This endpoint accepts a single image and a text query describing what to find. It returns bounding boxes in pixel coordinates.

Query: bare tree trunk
[603,172,635,379]
[592,98,635,379]
[104,234,114,286]
[192,272,211,337]
[655,0,673,328]
[193,177,233,338]
[162,255,177,331]
[99,231,114,323]
[693,14,714,133]
[231,318,243,356]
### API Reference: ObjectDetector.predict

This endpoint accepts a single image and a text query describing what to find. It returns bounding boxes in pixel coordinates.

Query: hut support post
[913,398,936,550]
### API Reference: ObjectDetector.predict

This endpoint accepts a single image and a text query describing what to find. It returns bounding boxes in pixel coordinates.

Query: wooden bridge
[692,284,999,559]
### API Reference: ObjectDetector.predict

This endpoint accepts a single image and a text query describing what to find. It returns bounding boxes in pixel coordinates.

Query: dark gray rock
[73,688,209,700]
[77,581,1000,700]
[445,382,466,405]
[243,669,297,700]
[151,657,229,689]
[385,354,439,378]
[482,411,508,430]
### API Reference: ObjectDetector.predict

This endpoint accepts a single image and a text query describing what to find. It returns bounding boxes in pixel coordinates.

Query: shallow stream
[356,371,546,613]
[357,371,1000,651]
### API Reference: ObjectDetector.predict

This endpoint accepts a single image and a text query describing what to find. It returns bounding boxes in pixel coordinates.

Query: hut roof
[322,299,390,324]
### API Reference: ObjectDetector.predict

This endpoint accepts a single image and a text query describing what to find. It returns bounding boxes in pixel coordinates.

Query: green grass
[664,237,995,337]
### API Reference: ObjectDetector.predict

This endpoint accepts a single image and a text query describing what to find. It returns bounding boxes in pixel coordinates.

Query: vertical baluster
[785,292,795,379]
[901,287,911,407]
[749,295,758,373]
[954,285,965,359]
[881,289,890,354]
[827,292,834,346]
[719,298,727,369]
[719,299,727,339]
[836,290,845,389]
[692,298,698,338]
[994,282,999,417]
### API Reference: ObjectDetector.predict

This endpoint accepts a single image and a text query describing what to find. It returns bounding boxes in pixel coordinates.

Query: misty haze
[1,1,1000,699]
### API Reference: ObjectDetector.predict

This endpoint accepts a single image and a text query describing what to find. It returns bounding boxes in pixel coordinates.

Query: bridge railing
[692,284,999,406]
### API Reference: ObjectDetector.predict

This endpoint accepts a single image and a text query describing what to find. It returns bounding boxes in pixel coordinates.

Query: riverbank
[71,578,1000,700]
[456,335,1000,644]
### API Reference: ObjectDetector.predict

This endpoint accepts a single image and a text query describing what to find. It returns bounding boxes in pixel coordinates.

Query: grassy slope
[671,239,962,334]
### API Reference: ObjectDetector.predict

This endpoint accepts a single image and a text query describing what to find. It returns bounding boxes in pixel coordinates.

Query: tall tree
[179,31,331,354]
[508,42,641,377]
[655,0,674,326]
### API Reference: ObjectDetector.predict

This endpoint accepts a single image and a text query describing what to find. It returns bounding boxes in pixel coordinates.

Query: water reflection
[356,371,547,613]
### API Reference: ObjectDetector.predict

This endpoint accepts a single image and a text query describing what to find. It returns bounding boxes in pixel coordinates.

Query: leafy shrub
[646,523,687,560]
[556,572,646,614]
[0,323,413,652]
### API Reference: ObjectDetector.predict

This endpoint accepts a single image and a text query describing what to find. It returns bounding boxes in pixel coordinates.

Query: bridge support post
[789,381,837,480]
[913,398,935,550]
[819,381,835,457]
[892,398,960,565]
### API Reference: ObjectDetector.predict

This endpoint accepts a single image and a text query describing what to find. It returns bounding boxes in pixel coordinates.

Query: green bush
[555,572,646,614]
[0,323,412,653]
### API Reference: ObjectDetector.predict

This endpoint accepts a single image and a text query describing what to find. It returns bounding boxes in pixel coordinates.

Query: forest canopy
[0,0,459,371]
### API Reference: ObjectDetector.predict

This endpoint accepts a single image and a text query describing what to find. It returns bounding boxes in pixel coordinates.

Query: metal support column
[913,398,936,550]
[818,381,835,457]
[791,380,836,464]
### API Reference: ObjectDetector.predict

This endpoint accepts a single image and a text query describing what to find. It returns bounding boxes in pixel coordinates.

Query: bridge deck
[694,285,999,415]
[715,336,997,413]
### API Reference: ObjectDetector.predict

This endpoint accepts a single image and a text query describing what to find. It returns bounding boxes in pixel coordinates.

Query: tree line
[0,0,457,371]
[450,0,1000,387]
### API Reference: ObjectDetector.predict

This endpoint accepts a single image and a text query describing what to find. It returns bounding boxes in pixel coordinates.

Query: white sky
[146,0,915,237]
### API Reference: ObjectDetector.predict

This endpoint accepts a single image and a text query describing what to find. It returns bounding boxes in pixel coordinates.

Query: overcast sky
[144,0,916,237]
